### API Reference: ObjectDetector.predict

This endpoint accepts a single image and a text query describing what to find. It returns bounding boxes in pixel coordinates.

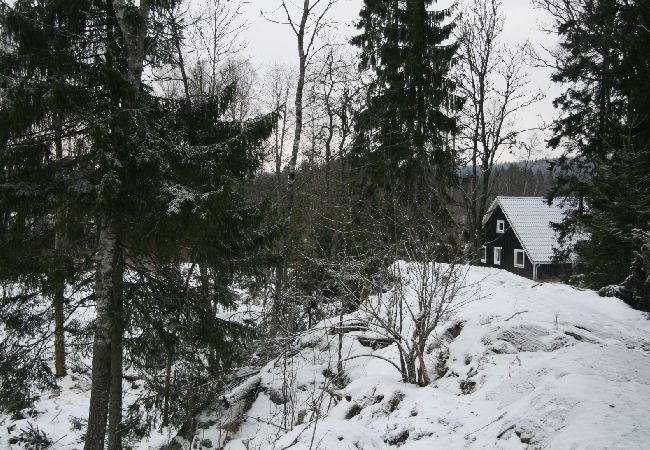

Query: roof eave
[481,198,500,227]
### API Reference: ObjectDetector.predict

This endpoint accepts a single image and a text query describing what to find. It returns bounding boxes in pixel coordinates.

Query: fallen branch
[221,374,262,408]
[464,412,506,438]
[504,311,528,322]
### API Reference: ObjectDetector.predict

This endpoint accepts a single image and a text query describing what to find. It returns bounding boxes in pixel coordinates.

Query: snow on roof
[482,196,572,264]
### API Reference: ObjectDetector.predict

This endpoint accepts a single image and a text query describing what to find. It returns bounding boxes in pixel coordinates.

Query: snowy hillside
[198,265,650,450]
[2,265,650,449]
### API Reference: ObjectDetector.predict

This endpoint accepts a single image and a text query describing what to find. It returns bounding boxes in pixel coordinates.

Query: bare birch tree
[265,0,339,322]
[263,63,295,201]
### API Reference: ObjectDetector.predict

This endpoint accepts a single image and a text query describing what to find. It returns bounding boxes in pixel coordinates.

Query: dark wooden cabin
[480,197,574,281]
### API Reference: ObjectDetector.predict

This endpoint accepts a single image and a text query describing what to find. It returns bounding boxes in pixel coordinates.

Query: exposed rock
[345,403,363,419]
[295,409,307,426]
[460,379,477,395]
[446,322,464,340]
[564,331,599,344]
[388,391,405,413]
[547,335,573,351]
[496,325,549,352]
[357,335,395,349]
[490,340,518,354]
[384,428,410,446]
[434,349,450,378]
[515,427,534,444]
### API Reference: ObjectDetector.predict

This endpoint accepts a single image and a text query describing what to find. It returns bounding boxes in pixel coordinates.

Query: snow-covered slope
[202,266,650,450]
[2,266,650,449]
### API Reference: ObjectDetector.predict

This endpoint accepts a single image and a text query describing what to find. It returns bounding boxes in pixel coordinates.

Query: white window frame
[494,247,502,265]
[514,249,525,268]
[481,246,487,263]
[496,220,505,233]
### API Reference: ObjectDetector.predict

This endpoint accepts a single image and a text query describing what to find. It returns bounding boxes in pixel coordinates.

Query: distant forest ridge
[252,157,558,202]
[458,158,556,176]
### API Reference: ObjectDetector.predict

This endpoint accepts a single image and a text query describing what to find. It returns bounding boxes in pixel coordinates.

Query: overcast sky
[234,0,561,160]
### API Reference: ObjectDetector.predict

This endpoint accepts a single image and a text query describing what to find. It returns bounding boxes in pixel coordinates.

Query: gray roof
[482,196,573,264]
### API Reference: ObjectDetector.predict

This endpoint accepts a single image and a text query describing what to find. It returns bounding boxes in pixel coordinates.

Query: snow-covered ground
[201,265,650,450]
[2,265,650,449]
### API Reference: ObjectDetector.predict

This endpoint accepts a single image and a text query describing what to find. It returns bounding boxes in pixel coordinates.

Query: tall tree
[0,0,97,412]
[351,0,459,211]
[0,1,275,448]
[265,0,337,327]
[456,0,542,251]
[536,0,650,304]
[273,0,337,223]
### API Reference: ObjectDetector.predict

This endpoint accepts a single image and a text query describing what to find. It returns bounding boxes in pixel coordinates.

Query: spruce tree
[540,0,650,304]
[0,1,275,447]
[350,0,459,207]
[0,0,98,412]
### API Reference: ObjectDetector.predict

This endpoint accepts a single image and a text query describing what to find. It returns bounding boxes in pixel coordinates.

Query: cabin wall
[482,206,534,279]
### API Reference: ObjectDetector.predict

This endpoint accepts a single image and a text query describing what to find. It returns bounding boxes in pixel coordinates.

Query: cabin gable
[482,205,534,279]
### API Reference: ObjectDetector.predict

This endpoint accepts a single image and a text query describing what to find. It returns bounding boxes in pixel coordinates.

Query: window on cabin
[496,220,505,233]
[514,249,525,268]
[494,247,502,265]
[481,246,487,263]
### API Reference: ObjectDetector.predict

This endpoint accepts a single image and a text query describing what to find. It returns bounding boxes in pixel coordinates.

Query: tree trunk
[108,247,124,450]
[84,223,118,450]
[406,352,417,385]
[336,306,344,375]
[414,337,430,386]
[276,90,288,204]
[163,350,173,426]
[469,133,479,251]
[53,217,66,378]
[272,262,286,328]
[200,262,210,303]
[273,0,310,320]
[285,42,306,222]
[53,278,66,378]
[85,3,149,447]
[324,91,334,196]
[53,113,66,378]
